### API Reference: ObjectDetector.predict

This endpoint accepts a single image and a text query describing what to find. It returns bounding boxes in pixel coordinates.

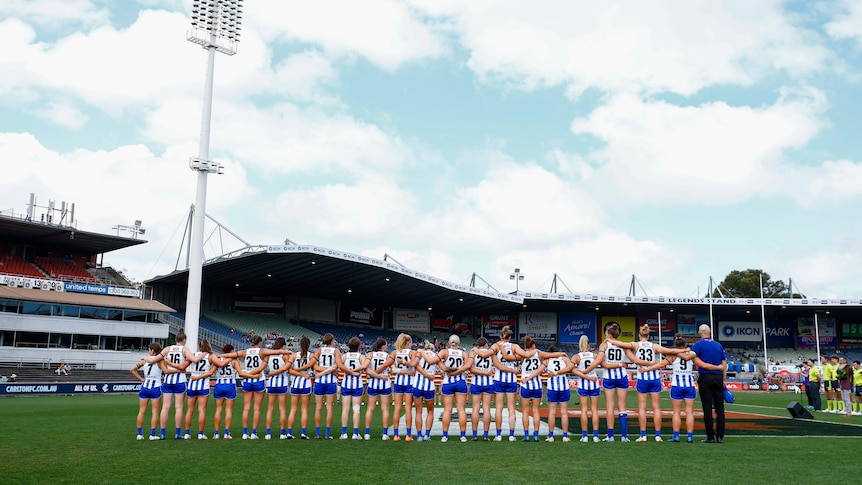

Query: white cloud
[784,159,862,205]
[414,157,606,252]
[251,0,447,70]
[780,247,862,299]
[825,0,862,49]
[0,132,255,280]
[30,101,88,129]
[0,0,108,29]
[410,0,830,96]
[271,50,340,103]
[269,176,418,241]
[570,88,827,204]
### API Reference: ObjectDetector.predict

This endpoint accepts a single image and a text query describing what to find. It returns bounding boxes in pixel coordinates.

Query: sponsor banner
[61,281,141,298]
[767,383,803,392]
[522,293,862,307]
[797,317,837,347]
[234,293,284,314]
[676,314,709,336]
[339,304,383,328]
[601,316,637,342]
[107,286,141,298]
[393,308,430,332]
[64,281,109,295]
[766,321,794,347]
[718,321,764,342]
[482,313,516,339]
[840,322,862,345]
[558,312,597,344]
[0,382,142,396]
[637,314,674,346]
[518,312,557,341]
[433,314,474,336]
[768,365,800,375]
[1,275,64,291]
[637,313,675,332]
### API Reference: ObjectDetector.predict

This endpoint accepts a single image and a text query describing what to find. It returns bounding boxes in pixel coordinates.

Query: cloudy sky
[3,0,862,299]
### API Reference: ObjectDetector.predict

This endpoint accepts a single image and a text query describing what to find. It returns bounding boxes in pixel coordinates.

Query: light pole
[183,0,243,352]
[509,268,524,294]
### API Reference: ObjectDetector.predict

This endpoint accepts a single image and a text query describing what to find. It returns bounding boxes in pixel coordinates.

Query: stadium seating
[203,311,322,344]
[33,255,98,283]
[0,254,45,278]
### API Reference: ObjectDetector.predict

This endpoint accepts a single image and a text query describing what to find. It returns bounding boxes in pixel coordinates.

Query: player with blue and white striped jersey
[599,322,630,442]
[338,337,369,440]
[264,338,294,440]
[571,335,602,442]
[543,346,573,442]
[184,340,217,440]
[469,337,495,441]
[219,335,269,439]
[388,333,416,441]
[155,332,195,439]
[287,336,316,439]
[365,339,393,440]
[437,335,472,442]
[639,335,707,443]
[312,333,342,439]
[473,325,522,441]
[412,342,440,441]
[211,344,245,440]
[609,324,689,443]
[510,336,564,442]
[131,343,168,440]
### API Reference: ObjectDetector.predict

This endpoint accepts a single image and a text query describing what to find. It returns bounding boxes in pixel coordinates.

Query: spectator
[837,357,853,418]
[55,362,71,376]
[10,373,17,382]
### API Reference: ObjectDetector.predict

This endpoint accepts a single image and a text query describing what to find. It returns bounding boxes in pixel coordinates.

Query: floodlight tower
[184,0,242,352]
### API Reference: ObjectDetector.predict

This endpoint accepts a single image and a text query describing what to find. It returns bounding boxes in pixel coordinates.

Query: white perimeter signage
[393,308,430,333]
[518,312,557,341]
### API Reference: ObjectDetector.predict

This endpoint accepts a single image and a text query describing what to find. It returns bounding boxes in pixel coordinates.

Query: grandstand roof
[146,247,522,316]
[0,214,145,254]
[0,286,174,312]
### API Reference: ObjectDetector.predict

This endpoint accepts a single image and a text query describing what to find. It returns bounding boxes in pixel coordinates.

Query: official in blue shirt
[691,324,727,443]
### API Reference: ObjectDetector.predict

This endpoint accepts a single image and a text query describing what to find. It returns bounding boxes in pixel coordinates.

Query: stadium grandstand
[4,196,862,388]
[0,198,173,378]
[145,237,862,390]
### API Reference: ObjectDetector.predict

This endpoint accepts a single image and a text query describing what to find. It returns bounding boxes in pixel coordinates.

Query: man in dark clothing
[691,324,727,443]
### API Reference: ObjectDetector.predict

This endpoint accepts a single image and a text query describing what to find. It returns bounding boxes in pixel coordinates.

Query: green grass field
[1,391,860,484]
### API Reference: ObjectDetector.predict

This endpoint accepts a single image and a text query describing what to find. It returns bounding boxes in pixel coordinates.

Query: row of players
[131,323,723,442]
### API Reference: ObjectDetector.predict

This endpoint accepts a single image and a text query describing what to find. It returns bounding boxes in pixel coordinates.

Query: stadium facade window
[52,304,80,318]
[49,333,72,349]
[72,334,99,350]
[105,309,123,321]
[124,310,147,322]
[0,330,13,346]
[0,299,19,313]
[21,302,52,316]
[18,331,49,348]
[119,336,147,351]
[100,335,117,350]
[79,306,107,320]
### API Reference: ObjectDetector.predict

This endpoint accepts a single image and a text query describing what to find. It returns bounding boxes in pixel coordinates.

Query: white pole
[759,274,768,382]
[814,313,821,366]
[657,310,662,346]
[709,300,714,336]
[184,25,219,353]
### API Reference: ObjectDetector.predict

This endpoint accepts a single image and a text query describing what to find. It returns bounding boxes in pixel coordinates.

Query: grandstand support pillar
[183,1,243,352]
